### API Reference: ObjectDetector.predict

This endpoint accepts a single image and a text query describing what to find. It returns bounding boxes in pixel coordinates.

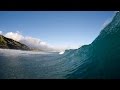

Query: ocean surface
[0,49,84,79]
[1,12,120,79]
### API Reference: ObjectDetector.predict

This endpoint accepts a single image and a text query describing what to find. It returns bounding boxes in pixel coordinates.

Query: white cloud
[1,31,67,52]
[5,32,24,41]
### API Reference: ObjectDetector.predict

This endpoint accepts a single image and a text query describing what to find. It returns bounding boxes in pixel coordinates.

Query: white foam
[0,48,52,56]
[59,51,64,54]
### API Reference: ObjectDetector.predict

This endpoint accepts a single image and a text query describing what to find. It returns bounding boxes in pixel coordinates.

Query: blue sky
[0,11,114,50]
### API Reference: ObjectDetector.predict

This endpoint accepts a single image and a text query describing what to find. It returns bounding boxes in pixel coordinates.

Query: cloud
[5,31,24,41]
[2,31,66,52]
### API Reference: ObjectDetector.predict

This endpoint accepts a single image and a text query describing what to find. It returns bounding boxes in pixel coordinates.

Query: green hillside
[0,35,30,50]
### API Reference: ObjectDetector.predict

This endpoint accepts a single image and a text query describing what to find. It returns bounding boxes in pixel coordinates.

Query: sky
[0,11,115,52]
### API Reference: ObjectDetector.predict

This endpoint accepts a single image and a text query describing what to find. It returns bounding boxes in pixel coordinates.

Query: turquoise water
[0,12,120,79]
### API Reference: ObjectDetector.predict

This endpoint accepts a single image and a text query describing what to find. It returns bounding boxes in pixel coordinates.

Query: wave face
[65,12,120,79]
[0,12,120,79]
